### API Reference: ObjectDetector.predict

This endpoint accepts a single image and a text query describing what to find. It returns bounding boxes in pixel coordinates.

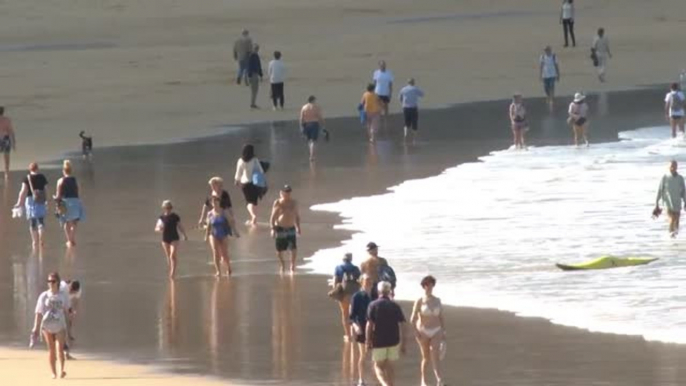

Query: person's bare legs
[385,360,395,386]
[169,242,178,278]
[69,221,78,246]
[308,141,316,162]
[30,226,39,249]
[220,238,231,276]
[337,297,351,341]
[289,249,297,273]
[429,336,444,385]
[573,126,580,147]
[276,250,285,273]
[374,361,391,386]
[43,331,58,378]
[512,128,518,149]
[3,152,9,180]
[582,124,589,147]
[55,331,67,378]
[417,335,431,386]
[357,343,367,385]
[210,237,222,276]
[246,203,257,225]
[671,119,678,138]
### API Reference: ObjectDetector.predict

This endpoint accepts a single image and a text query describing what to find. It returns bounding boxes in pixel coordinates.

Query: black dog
[79,131,93,159]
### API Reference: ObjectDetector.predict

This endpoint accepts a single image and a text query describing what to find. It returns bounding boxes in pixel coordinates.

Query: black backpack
[378,264,397,288]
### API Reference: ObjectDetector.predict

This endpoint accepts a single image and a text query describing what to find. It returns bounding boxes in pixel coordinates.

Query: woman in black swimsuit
[155,200,188,278]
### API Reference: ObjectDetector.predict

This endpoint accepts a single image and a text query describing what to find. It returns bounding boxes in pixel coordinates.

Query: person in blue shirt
[398,78,425,141]
[333,253,361,342]
[349,274,374,386]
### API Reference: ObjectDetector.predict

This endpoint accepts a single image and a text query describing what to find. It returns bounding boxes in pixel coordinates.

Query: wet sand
[3,87,686,385]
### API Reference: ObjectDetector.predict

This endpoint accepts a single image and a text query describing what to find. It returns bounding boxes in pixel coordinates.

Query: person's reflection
[159,279,178,353]
[341,340,354,384]
[366,143,378,167]
[64,246,76,265]
[597,91,609,117]
[272,274,297,379]
[208,278,237,374]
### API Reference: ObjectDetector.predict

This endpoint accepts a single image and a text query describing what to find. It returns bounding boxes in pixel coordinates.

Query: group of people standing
[330,243,446,386]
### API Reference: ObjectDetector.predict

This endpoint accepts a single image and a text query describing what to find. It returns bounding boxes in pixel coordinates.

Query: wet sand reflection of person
[159,279,179,352]
[207,278,238,374]
[272,275,298,379]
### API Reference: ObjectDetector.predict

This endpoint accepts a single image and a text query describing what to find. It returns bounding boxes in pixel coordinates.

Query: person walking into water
[32,272,70,379]
[205,196,239,276]
[366,281,408,386]
[539,46,560,106]
[248,44,264,109]
[269,185,301,273]
[560,0,576,47]
[568,92,589,147]
[155,200,188,279]
[398,78,425,141]
[665,83,686,138]
[54,160,84,247]
[350,274,374,386]
[233,29,253,85]
[268,51,286,110]
[509,93,528,149]
[655,160,686,238]
[361,84,382,143]
[14,163,49,248]
[373,61,394,125]
[299,96,325,161]
[0,106,16,180]
[591,28,612,82]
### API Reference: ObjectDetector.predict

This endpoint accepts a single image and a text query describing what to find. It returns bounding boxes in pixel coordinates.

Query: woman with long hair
[14,162,49,248]
[54,160,84,247]
[234,144,265,225]
[32,272,70,379]
[205,196,240,276]
[410,275,446,386]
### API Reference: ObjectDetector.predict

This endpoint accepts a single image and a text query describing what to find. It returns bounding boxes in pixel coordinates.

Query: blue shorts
[543,77,556,96]
[302,122,320,142]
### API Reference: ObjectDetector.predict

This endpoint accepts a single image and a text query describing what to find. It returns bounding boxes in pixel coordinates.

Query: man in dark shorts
[398,78,425,141]
[269,185,301,273]
[350,274,374,386]
[366,281,407,386]
[372,60,394,124]
[0,106,17,180]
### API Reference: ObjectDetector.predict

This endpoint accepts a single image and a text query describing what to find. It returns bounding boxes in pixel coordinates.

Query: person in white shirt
[665,83,686,138]
[591,28,612,82]
[372,60,394,121]
[568,92,589,147]
[268,51,286,110]
[539,46,560,106]
[234,144,266,225]
[560,0,576,47]
[32,272,70,379]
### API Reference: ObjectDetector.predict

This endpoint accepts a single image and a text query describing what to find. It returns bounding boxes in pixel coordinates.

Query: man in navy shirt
[350,274,373,386]
[366,281,407,386]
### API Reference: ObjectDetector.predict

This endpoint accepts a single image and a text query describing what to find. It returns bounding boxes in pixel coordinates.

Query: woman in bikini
[568,92,589,147]
[410,275,446,386]
[32,272,70,379]
[205,196,240,277]
[509,93,528,149]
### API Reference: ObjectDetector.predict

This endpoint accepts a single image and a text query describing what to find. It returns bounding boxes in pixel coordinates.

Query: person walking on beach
[31,272,70,379]
[591,28,612,82]
[234,144,265,225]
[509,93,528,149]
[539,46,560,105]
[560,0,576,47]
[54,160,84,247]
[398,78,425,141]
[300,96,325,161]
[233,29,253,85]
[198,177,234,228]
[361,242,396,299]
[568,92,589,147]
[373,61,394,125]
[155,200,188,279]
[0,106,16,180]
[361,84,382,143]
[655,160,686,238]
[350,274,374,386]
[410,275,446,386]
[268,51,286,110]
[665,83,686,138]
[248,44,264,109]
[14,163,49,248]
[205,196,239,276]
[60,279,81,360]
[331,253,361,341]
[366,281,408,386]
[270,185,301,273]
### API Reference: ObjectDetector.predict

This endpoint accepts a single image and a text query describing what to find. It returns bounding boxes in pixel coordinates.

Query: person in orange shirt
[361,84,382,143]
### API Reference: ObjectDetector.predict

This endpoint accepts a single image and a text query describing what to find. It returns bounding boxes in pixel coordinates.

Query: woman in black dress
[155,200,188,279]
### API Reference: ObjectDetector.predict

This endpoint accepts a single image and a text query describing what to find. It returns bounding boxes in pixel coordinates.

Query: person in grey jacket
[655,160,686,238]
[233,29,253,85]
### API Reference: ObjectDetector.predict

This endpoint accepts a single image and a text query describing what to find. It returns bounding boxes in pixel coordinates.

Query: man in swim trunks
[372,60,394,125]
[270,185,301,273]
[366,281,407,386]
[0,106,17,180]
[665,83,685,138]
[655,160,686,238]
[361,242,392,299]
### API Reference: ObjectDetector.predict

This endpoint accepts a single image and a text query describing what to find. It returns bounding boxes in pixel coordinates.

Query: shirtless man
[269,185,301,273]
[0,107,17,180]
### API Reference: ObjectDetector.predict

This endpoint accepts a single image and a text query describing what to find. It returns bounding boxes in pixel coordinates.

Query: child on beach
[155,200,188,279]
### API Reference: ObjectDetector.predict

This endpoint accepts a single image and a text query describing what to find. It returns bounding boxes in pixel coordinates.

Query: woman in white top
[560,0,575,47]
[509,93,528,150]
[410,275,446,386]
[568,92,590,147]
[234,144,265,225]
[32,272,70,379]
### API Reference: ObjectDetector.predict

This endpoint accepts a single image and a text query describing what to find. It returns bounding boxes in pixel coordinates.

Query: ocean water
[304,126,686,344]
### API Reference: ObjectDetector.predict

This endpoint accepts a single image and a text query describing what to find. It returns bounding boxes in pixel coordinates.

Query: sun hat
[573,92,586,103]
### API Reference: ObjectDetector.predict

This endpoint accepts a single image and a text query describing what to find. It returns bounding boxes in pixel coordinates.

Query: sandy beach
[2,0,686,384]
[1,0,685,167]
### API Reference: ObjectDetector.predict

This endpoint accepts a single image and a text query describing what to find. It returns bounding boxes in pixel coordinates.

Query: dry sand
[1,0,684,167]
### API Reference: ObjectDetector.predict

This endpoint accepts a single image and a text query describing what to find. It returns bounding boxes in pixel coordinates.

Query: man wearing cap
[361,242,393,299]
[366,281,407,386]
[269,185,301,273]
